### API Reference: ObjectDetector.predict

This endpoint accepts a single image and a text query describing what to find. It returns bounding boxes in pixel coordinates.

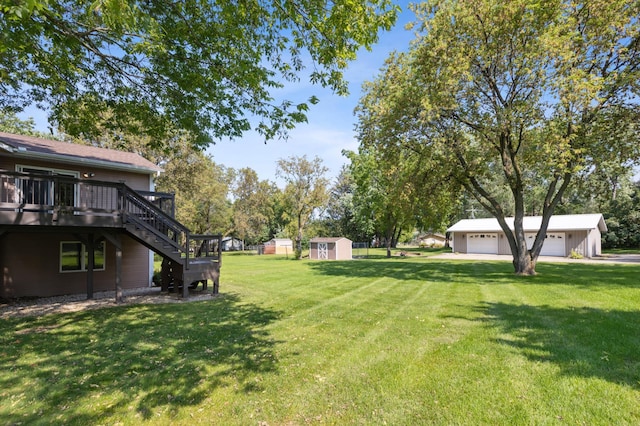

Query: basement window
[60,241,106,272]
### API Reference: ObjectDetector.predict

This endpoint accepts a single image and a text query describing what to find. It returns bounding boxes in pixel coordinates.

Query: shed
[446,214,607,258]
[263,238,293,255]
[309,237,353,260]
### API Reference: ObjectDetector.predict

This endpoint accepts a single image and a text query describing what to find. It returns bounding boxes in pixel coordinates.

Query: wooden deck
[0,171,221,300]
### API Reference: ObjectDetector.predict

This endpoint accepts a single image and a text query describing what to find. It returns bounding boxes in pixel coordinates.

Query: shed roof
[310,237,352,243]
[266,238,293,245]
[447,214,607,233]
[0,132,162,174]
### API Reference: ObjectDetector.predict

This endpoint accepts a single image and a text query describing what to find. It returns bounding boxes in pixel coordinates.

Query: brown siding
[328,243,337,259]
[0,156,14,171]
[121,235,151,288]
[310,242,336,259]
[0,231,150,298]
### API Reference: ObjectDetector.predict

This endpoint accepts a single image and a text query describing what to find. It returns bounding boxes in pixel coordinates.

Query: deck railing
[0,171,221,266]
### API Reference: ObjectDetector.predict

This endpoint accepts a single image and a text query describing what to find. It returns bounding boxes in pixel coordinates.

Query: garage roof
[447,214,607,233]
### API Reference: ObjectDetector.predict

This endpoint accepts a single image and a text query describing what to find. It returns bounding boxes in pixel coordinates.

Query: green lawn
[2,253,640,424]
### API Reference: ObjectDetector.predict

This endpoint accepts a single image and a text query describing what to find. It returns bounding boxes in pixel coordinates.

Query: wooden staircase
[120,186,222,297]
[0,171,221,298]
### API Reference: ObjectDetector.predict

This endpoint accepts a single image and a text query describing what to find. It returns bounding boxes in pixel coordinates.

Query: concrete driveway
[431,252,640,264]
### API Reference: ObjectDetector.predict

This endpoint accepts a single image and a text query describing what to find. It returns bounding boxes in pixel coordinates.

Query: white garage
[447,214,607,258]
[467,233,499,254]
[526,232,566,256]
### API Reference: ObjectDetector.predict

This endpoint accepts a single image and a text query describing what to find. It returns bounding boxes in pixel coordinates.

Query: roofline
[447,214,607,233]
[8,150,162,174]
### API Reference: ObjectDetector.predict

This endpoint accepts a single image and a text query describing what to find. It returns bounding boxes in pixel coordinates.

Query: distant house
[222,237,243,251]
[417,232,447,247]
[309,237,352,260]
[446,214,607,257]
[0,132,222,299]
[263,238,293,255]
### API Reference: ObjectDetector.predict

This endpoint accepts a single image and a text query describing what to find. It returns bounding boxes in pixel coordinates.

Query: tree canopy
[230,168,278,245]
[356,0,640,274]
[277,155,329,259]
[1,0,397,147]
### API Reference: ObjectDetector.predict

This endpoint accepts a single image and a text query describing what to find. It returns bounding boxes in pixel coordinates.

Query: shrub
[569,249,584,259]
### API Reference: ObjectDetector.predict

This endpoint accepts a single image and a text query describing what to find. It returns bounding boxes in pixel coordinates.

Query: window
[60,241,105,272]
[16,165,79,208]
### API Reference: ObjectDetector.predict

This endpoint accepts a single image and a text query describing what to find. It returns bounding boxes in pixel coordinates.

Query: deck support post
[101,232,123,303]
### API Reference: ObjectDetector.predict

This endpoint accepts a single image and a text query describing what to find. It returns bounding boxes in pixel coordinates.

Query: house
[309,237,352,260]
[446,214,607,257]
[221,236,243,251]
[262,238,293,255]
[416,232,447,247]
[0,132,222,300]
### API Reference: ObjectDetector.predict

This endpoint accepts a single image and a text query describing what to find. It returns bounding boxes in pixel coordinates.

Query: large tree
[276,155,329,259]
[322,165,368,242]
[155,149,232,235]
[360,0,640,274]
[230,167,278,246]
[1,0,397,147]
[352,52,460,257]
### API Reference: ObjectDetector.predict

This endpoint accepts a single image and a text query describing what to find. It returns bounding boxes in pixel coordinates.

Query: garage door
[525,232,566,256]
[467,233,498,254]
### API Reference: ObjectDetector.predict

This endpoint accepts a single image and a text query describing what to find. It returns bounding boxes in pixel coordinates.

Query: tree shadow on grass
[307,258,640,289]
[475,302,640,388]
[0,294,282,424]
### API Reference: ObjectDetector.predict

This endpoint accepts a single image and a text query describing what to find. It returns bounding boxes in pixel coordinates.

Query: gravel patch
[0,287,216,319]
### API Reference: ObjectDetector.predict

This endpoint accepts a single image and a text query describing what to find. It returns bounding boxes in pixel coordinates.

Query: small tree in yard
[277,156,329,259]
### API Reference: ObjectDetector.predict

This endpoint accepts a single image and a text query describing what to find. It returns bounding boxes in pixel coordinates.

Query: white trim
[10,150,161,174]
[16,164,80,178]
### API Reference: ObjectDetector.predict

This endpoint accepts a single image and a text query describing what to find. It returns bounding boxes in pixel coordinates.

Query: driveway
[431,252,640,264]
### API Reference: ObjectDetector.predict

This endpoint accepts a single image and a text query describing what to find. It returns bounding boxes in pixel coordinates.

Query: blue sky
[20,2,417,186]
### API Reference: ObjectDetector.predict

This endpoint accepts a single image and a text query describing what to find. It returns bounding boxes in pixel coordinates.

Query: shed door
[525,232,566,256]
[318,242,329,259]
[467,233,498,254]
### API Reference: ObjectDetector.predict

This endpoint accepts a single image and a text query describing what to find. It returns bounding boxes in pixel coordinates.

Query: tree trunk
[512,249,537,275]
[295,213,303,259]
